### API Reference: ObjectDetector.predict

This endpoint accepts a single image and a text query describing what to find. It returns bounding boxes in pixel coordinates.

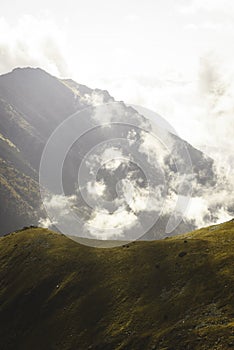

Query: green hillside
[0,221,233,350]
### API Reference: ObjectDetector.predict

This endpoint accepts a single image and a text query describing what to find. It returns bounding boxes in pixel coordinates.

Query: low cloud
[85,207,137,240]
[39,194,77,229]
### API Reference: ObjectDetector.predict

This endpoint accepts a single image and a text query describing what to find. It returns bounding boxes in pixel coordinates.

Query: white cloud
[124,14,140,23]
[40,194,77,228]
[87,180,106,197]
[120,179,164,213]
[139,130,173,168]
[85,146,127,176]
[101,148,125,169]
[0,15,69,76]
[180,0,234,16]
[105,52,234,174]
[85,207,137,240]
[38,216,56,228]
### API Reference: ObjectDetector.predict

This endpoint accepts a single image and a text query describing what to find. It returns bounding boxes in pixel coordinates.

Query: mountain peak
[0,67,55,82]
[11,66,52,77]
[12,66,47,73]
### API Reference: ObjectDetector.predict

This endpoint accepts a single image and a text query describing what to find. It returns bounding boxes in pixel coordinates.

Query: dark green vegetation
[0,220,233,350]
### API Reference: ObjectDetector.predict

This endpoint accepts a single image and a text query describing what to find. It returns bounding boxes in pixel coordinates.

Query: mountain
[0,68,115,235]
[0,220,233,349]
[0,67,217,239]
[0,131,40,234]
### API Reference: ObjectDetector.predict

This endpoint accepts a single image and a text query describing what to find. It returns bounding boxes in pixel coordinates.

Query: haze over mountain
[1,2,233,350]
[0,67,232,241]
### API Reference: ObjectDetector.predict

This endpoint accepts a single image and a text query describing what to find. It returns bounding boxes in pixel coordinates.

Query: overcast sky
[1,0,234,163]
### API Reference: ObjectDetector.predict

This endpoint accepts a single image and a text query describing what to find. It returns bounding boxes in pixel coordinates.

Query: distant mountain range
[0,67,216,238]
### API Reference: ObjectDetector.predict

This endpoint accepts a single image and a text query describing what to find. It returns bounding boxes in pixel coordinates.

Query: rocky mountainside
[0,68,114,234]
[0,67,216,238]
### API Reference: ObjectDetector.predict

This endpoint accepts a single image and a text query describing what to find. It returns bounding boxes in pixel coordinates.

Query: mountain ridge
[0,67,216,237]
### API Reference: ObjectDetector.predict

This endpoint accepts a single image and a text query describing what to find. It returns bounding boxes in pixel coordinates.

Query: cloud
[120,178,164,213]
[38,216,56,228]
[0,15,69,76]
[101,147,125,170]
[85,207,138,240]
[39,109,233,240]
[179,0,234,16]
[85,146,127,177]
[124,14,140,23]
[39,194,77,228]
[87,180,106,198]
[104,52,234,172]
[138,130,173,168]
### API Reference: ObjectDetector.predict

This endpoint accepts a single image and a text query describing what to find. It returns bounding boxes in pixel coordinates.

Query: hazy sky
[2,0,233,81]
[1,0,234,162]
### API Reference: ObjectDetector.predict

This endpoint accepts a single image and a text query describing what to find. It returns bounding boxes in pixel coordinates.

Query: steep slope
[0,68,111,234]
[0,220,233,349]
[0,67,217,237]
[0,135,41,233]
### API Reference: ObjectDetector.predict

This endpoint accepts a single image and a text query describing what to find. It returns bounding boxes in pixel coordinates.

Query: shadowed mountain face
[0,68,115,235]
[0,221,233,349]
[0,67,216,238]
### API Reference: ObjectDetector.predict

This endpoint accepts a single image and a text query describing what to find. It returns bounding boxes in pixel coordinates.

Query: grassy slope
[0,221,233,350]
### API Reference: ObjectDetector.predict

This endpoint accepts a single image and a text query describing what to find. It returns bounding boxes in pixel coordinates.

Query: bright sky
[1,0,234,162]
